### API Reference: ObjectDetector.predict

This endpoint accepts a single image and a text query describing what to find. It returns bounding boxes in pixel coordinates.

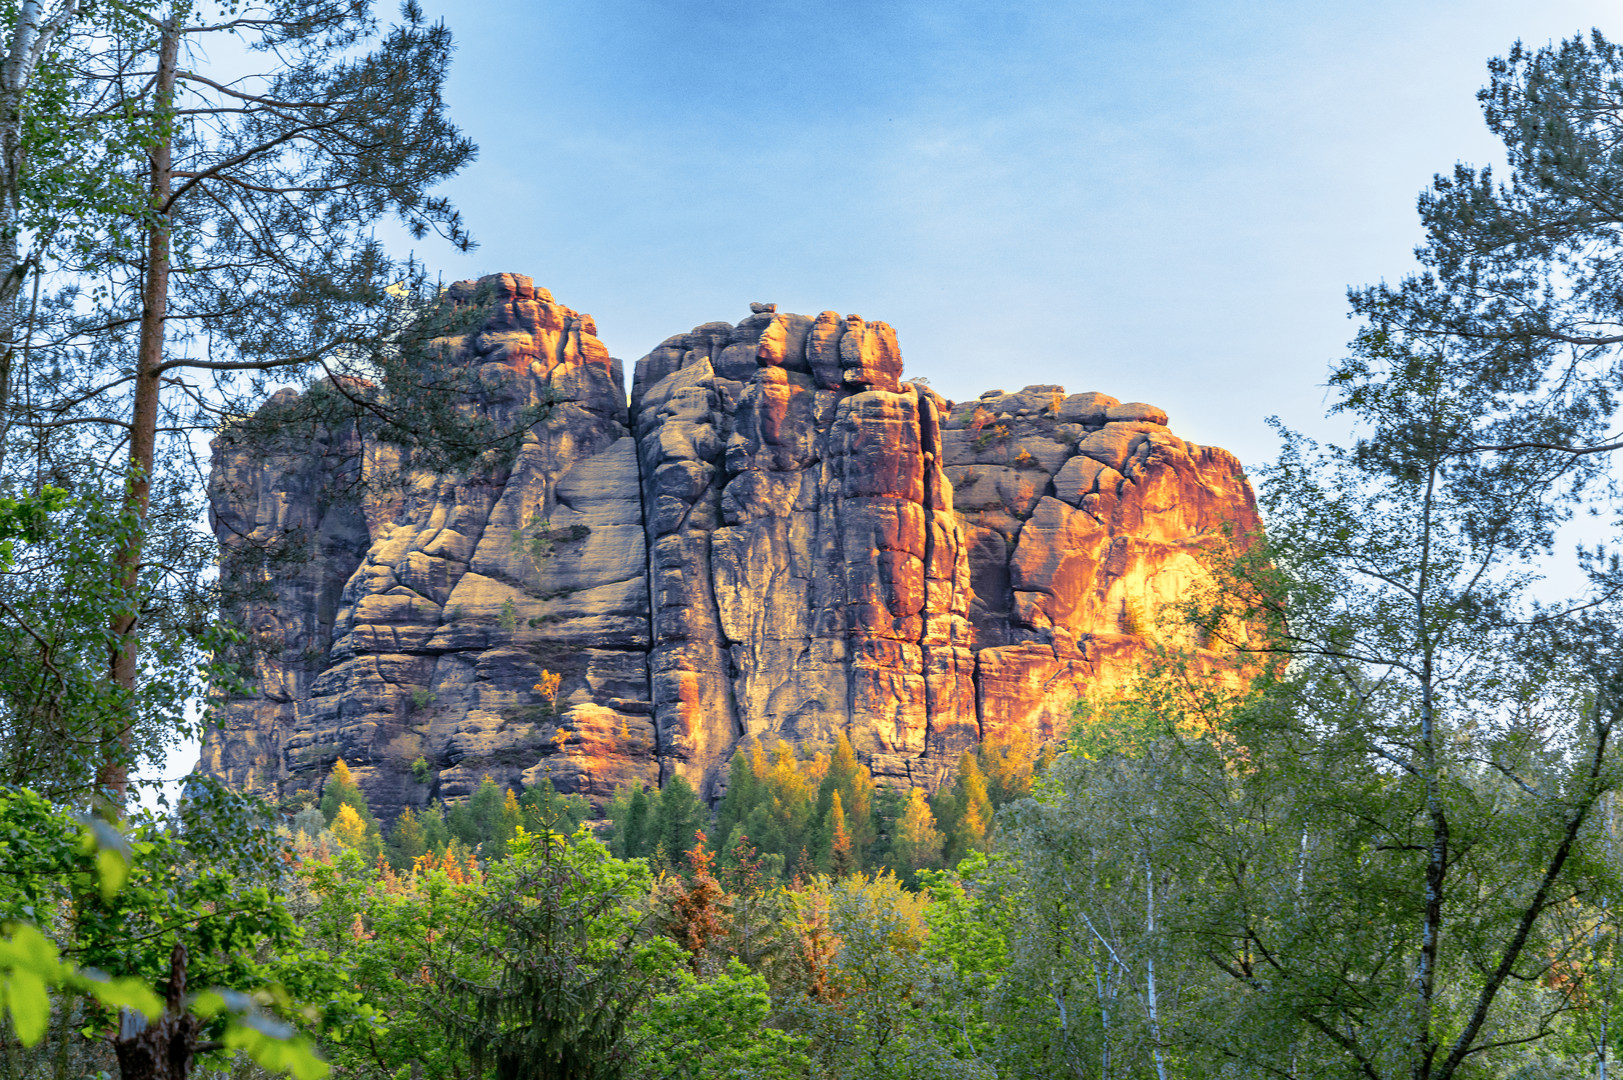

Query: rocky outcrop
[938,388,1257,743]
[200,276,1259,819]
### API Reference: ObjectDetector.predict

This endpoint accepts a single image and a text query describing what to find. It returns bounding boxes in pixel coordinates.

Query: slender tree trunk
[0,0,74,476]
[100,15,178,808]
[1144,852,1167,1080]
[1413,462,1444,1080]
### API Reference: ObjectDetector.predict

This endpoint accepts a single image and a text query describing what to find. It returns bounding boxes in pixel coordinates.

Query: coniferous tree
[752,742,821,870]
[330,803,369,850]
[718,832,788,972]
[937,753,992,865]
[607,783,653,860]
[1016,37,1623,1074]
[518,777,590,834]
[815,733,875,867]
[713,740,761,846]
[651,774,706,862]
[419,801,451,854]
[661,832,726,975]
[430,829,676,1080]
[448,774,508,851]
[319,758,376,832]
[827,791,856,878]
[26,0,483,806]
[388,806,428,868]
[890,788,945,883]
[499,787,523,845]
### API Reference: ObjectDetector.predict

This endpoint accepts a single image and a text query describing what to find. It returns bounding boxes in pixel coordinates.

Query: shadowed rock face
[199,275,1259,820]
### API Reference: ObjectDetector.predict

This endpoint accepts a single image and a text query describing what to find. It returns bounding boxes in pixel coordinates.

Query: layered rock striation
[200,275,1259,820]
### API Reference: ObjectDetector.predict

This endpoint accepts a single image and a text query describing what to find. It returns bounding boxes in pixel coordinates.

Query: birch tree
[1164,201,1623,1080]
[999,722,1197,1080]
[0,0,156,470]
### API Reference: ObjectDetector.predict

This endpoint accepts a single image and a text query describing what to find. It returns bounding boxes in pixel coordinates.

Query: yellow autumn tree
[937,752,993,865]
[891,787,945,877]
[828,790,855,877]
[388,807,428,870]
[978,727,1041,806]
[534,669,562,713]
[501,787,523,843]
[332,803,369,849]
[819,733,876,854]
[320,757,376,831]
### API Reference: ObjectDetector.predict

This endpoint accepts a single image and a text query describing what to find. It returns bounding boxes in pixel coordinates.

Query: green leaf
[96,847,128,901]
[4,967,49,1044]
[222,1020,331,1080]
[79,972,161,1019]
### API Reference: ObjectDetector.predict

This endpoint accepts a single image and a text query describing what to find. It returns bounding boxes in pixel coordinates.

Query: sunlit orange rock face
[940,389,1259,745]
[200,276,1259,821]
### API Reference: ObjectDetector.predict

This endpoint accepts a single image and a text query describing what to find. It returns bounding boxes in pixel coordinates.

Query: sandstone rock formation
[200,274,1259,821]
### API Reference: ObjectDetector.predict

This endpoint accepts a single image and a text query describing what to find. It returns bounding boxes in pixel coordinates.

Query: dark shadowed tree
[429,828,682,1080]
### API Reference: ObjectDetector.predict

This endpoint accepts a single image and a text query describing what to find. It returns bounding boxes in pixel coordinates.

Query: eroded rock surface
[200,274,1258,818]
[631,310,975,793]
[939,387,1258,743]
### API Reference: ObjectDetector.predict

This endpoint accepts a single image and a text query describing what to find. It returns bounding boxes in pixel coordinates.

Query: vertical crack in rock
[201,276,1261,818]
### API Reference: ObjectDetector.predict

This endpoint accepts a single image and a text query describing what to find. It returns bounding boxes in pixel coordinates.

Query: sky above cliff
[368,0,1622,468]
[393,0,1618,467]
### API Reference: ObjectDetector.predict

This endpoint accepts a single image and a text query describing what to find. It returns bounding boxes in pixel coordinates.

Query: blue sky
[395,0,1621,466]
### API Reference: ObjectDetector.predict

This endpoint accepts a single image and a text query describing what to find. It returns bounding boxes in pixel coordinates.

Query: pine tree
[419,801,451,855]
[938,753,992,865]
[500,787,523,845]
[719,832,788,971]
[442,839,475,884]
[714,740,762,846]
[448,774,508,850]
[62,0,478,806]
[471,776,507,842]
[661,831,726,974]
[764,742,820,868]
[519,777,590,834]
[817,733,876,856]
[653,774,707,860]
[613,785,652,860]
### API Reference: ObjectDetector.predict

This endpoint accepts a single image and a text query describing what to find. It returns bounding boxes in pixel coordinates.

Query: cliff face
[200,275,1259,819]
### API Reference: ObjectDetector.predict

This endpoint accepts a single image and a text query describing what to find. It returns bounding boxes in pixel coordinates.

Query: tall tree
[889,788,944,883]
[650,774,706,864]
[1148,37,1623,1070]
[319,757,373,826]
[1347,30,1623,475]
[429,828,683,1080]
[815,733,874,868]
[11,0,477,806]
